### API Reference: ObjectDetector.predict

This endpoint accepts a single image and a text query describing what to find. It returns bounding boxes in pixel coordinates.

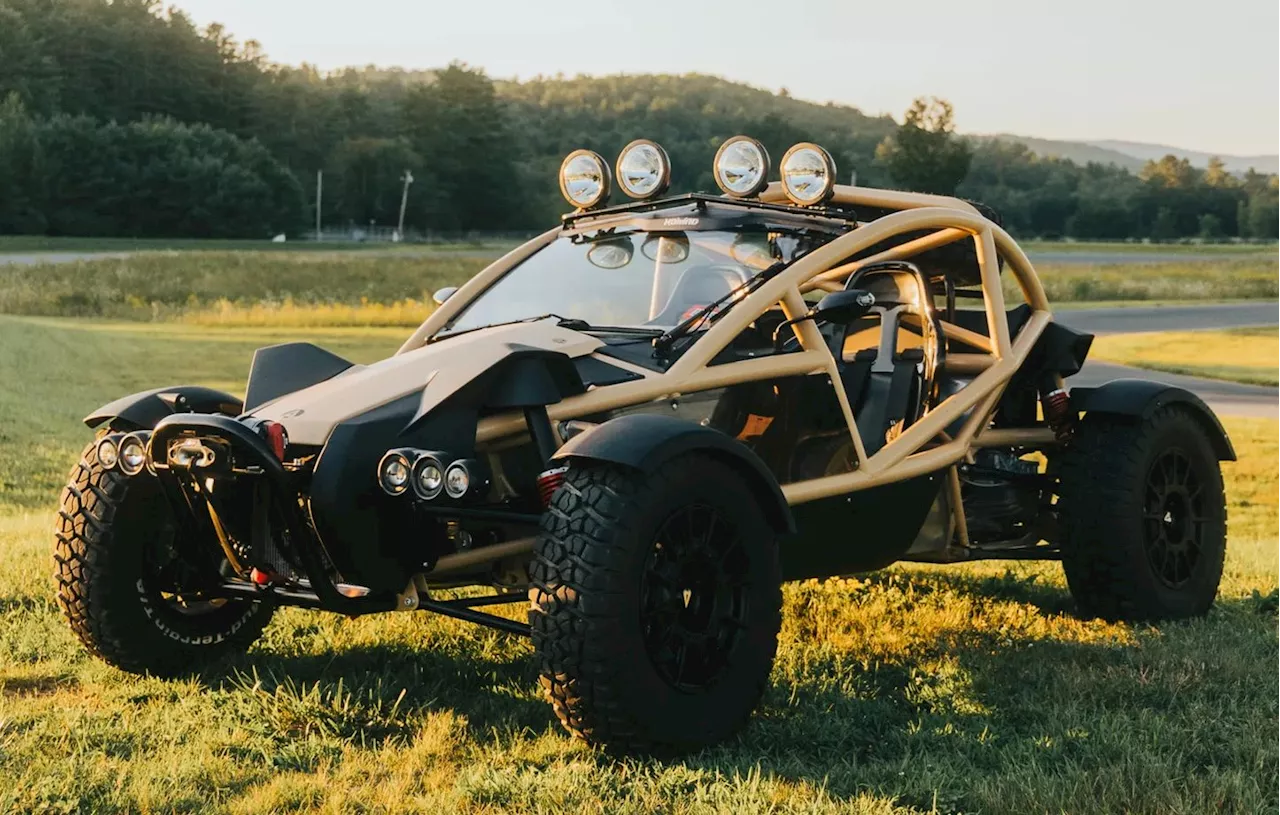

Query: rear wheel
[1057,406,1227,622]
[528,455,782,753]
[53,439,273,676]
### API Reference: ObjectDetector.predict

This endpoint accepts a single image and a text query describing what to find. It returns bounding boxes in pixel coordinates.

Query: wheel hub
[1143,448,1206,588]
[640,504,750,691]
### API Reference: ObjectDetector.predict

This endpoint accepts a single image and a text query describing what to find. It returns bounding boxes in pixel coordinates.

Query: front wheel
[1057,405,1227,622]
[528,454,782,753]
[53,439,274,676]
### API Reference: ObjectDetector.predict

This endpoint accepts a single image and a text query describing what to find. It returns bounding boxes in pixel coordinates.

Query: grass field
[0,246,1275,328]
[0,315,1276,814]
[1092,327,1280,386]
[0,236,521,254]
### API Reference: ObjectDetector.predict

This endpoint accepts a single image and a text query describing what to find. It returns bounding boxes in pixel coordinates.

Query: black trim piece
[553,413,794,534]
[784,471,944,580]
[244,342,354,412]
[574,355,645,387]
[414,505,541,525]
[84,385,243,429]
[1069,379,1235,461]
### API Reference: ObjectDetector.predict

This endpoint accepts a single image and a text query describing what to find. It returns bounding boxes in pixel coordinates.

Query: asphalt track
[1057,304,1277,419]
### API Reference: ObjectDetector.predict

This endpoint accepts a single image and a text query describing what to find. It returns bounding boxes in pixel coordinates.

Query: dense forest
[0,0,1276,240]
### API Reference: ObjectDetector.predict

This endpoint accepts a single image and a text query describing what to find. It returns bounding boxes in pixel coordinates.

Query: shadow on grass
[188,572,1272,810]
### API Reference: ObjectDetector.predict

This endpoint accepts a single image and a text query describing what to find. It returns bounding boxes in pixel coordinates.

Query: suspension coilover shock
[1040,386,1074,443]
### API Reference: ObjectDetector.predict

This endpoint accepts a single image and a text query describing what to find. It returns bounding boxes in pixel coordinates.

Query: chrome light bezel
[376,448,416,496]
[411,451,448,500]
[559,149,611,210]
[117,431,151,476]
[780,142,837,206]
[713,135,771,198]
[615,139,671,200]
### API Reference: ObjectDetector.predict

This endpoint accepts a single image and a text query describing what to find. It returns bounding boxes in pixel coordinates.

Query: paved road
[1056,303,1277,419]
[1070,361,1277,419]
[0,251,133,266]
[1027,250,1270,265]
[1055,302,1277,335]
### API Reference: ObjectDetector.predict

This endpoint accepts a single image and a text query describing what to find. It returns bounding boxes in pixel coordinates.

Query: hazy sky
[174,0,1278,156]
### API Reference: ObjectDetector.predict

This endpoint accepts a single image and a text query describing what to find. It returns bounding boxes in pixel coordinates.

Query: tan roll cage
[399,183,1058,508]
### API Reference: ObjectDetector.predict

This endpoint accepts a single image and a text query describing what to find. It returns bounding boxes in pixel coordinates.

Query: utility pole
[314,170,323,240]
[397,170,415,241]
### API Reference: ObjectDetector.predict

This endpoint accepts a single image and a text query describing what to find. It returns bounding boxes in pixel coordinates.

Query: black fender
[1070,378,1235,461]
[83,385,244,430]
[551,413,795,534]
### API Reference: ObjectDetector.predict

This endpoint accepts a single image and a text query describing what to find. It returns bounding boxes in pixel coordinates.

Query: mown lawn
[0,245,1275,329]
[1091,327,1279,386]
[0,316,1276,814]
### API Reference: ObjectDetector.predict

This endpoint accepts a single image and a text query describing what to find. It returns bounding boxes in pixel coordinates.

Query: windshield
[442,227,834,335]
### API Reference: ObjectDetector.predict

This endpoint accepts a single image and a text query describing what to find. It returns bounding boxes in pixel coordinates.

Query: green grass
[0,236,515,254]
[0,251,490,325]
[1,246,1276,328]
[1092,327,1280,386]
[0,315,1276,813]
[1017,259,1279,303]
[1023,239,1276,256]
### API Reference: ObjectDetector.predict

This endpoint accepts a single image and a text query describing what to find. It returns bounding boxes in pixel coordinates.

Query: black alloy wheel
[640,503,751,691]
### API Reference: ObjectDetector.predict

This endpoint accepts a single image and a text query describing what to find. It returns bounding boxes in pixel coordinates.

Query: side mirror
[432,286,458,306]
[811,288,876,324]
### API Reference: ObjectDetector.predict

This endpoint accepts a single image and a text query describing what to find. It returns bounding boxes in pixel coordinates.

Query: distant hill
[987,134,1277,175]
[1085,140,1277,175]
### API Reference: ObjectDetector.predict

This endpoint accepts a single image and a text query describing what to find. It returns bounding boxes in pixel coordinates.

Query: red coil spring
[1041,388,1074,442]
[537,465,569,508]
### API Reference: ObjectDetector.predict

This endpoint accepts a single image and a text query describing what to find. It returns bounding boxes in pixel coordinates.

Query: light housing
[411,451,447,500]
[713,136,770,198]
[780,142,837,206]
[377,448,415,496]
[615,139,671,200]
[118,432,150,476]
[559,149,611,210]
[444,458,489,500]
[96,435,121,470]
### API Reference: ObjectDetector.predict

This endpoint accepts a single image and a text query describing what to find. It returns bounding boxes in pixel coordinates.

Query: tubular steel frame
[401,184,1056,514]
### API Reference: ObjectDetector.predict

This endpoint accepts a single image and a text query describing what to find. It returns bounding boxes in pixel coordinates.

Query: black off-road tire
[1057,405,1227,622]
[53,439,274,676]
[529,455,782,753]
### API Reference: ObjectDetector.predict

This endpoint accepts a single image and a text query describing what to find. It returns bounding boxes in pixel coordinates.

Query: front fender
[1070,378,1235,461]
[552,413,795,534]
[84,385,244,430]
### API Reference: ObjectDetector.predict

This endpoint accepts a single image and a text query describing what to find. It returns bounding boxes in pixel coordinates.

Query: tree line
[0,0,1275,241]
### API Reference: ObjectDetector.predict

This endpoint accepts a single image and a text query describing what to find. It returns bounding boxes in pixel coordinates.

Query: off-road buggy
[54,137,1233,752]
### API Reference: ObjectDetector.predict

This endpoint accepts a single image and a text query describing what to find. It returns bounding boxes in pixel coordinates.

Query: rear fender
[551,413,795,534]
[1070,378,1235,461]
[84,386,244,430]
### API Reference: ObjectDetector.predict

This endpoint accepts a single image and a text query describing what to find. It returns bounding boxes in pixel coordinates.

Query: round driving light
[412,453,446,500]
[96,437,120,470]
[559,149,611,210]
[444,462,471,499]
[780,142,837,206]
[118,433,149,476]
[615,139,671,200]
[713,136,770,198]
[377,450,413,496]
[587,238,634,269]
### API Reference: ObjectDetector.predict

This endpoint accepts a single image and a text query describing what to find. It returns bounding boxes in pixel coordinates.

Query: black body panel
[552,413,794,534]
[1070,379,1235,461]
[784,471,943,580]
[310,393,473,592]
[243,342,354,412]
[83,385,243,429]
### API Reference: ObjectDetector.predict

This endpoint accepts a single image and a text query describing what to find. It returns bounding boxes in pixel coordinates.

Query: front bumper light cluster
[377,448,487,501]
[96,431,153,476]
